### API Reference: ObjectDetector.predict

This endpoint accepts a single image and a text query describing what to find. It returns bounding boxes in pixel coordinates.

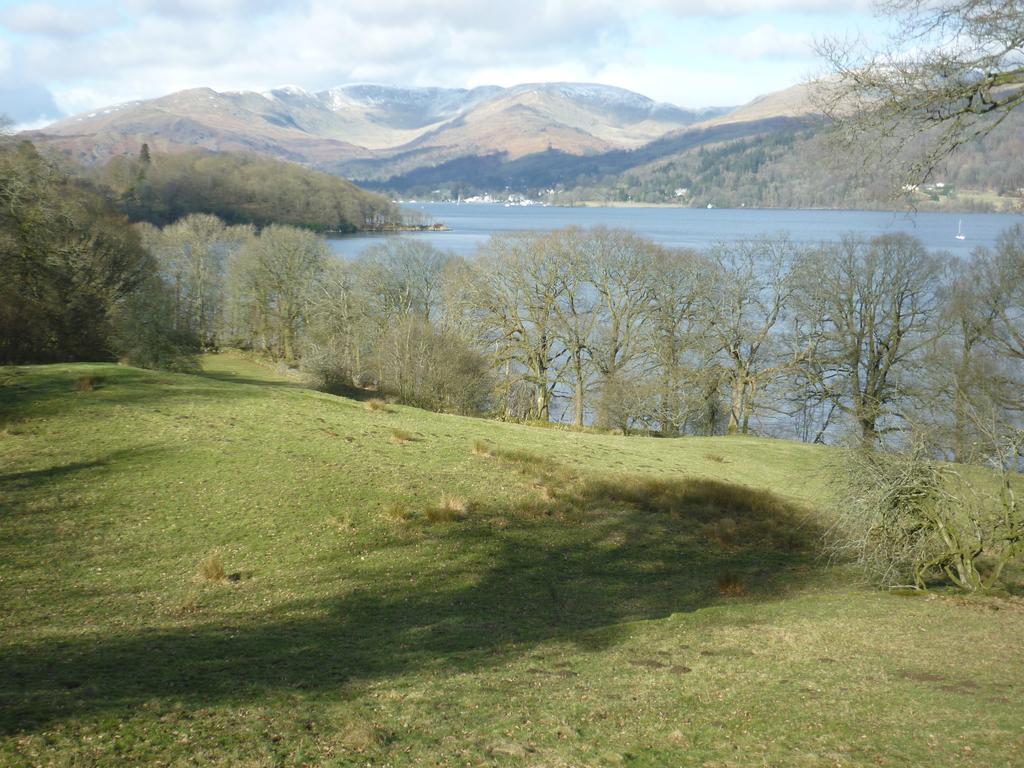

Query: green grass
[1,352,1022,767]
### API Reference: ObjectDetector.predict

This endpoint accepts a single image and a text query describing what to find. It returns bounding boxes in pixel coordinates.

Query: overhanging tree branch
[816,0,1024,193]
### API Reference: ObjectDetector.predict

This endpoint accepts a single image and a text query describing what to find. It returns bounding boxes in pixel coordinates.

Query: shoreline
[411,200,1023,215]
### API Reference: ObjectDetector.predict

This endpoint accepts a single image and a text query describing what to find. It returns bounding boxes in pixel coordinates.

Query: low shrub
[826,442,1023,591]
[196,551,226,582]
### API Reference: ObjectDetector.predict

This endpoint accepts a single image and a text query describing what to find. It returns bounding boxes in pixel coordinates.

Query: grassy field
[2,353,1022,767]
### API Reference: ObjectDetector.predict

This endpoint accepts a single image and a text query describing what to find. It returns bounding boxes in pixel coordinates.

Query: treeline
[0,140,164,365]
[4,131,1021,455]
[0,137,396,368]
[132,210,1024,457]
[96,148,403,232]
[135,218,492,414]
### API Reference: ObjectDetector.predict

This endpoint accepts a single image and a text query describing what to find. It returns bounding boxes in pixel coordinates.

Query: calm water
[330,204,1023,259]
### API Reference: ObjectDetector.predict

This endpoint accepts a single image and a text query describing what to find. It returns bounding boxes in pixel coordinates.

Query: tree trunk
[727,375,744,435]
[535,385,550,421]
[573,363,585,429]
[858,414,878,443]
[741,377,756,435]
[953,332,975,463]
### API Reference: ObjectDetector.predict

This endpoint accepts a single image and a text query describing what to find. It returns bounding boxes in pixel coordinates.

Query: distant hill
[26,82,731,172]
[25,80,1024,211]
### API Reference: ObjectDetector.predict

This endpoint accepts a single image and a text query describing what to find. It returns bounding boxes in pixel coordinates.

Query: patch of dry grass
[382,501,415,523]
[390,428,415,445]
[427,494,470,522]
[327,716,384,753]
[72,374,103,392]
[364,398,392,413]
[717,572,746,597]
[706,517,739,548]
[196,551,226,582]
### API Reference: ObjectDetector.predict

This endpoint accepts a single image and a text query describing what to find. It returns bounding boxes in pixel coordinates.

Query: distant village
[395,190,558,206]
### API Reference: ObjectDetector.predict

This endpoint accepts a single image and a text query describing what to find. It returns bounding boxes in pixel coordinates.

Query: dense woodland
[97,147,403,232]
[0,140,158,364]
[7,131,1022,461]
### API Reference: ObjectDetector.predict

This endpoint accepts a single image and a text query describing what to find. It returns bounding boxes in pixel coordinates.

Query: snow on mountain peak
[263,85,313,100]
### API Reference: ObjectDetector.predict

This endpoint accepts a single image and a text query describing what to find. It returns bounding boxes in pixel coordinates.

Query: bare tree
[797,233,947,442]
[818,0,1024,192]
[372,316,491,414]
[586,228,655,428]
[301,259,371,390]
[463,232,567,421]
[549,229,601,429]
[141,214,251,348]
[355,240,453,324]
[703,237,813,435]
[227,225,327,361]
[922,249,1011,460]
[979,224,1024,362]
[643,247,710,436]
[913,225,1024,460]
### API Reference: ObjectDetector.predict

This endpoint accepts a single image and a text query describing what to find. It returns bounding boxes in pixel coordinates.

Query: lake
[329,203,1024,259]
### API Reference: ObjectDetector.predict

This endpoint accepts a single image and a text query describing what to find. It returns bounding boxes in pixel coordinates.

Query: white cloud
[0,2,115,38]
[639,0,872,13]
[1,0,881,122]
[0,37,12,73]
[720,23,815,60]
[595,62,777,107]
[124,0,290,18]
[13,115,58,131]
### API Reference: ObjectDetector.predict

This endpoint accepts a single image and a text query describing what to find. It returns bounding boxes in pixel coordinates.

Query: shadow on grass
[0,365,279,426]
[195,369,306,390]
[0,458,112,486]
[0,447,824,735]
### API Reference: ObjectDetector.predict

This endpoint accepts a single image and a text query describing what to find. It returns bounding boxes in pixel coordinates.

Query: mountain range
[23,80,1022,210]
[26,82,751,180]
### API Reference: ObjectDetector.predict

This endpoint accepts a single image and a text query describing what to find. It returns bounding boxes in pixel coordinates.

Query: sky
[0,0,888,128]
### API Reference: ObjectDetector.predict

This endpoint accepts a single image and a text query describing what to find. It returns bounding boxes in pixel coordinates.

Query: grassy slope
[1,354,1022,767]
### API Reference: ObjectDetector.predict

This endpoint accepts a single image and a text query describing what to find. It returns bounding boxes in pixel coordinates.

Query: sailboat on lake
[955,219,966,240]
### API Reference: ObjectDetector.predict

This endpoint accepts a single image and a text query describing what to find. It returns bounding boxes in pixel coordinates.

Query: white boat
[955,219,966,240]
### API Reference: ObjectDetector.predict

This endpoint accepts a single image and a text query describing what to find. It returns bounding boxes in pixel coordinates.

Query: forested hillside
[563,110,1024,210]
[95,149,403,232]
[381,112,1024,211]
